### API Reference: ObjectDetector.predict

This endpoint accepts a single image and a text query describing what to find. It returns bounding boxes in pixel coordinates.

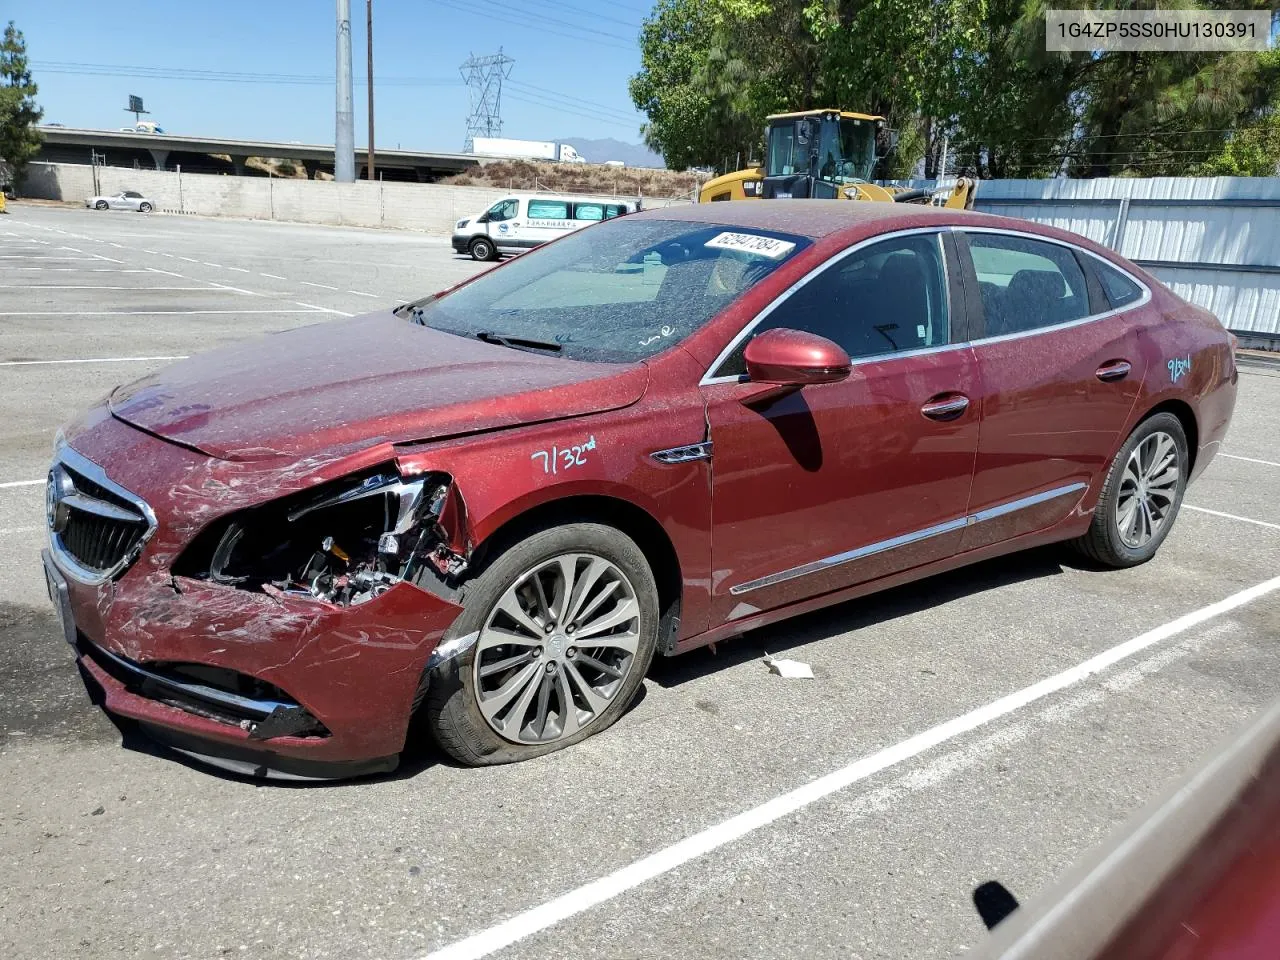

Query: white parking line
[1184,504,1280,531]
[92,254,124,263]
[419,574,1280,960]
[5,268,152,273]
[0,356,188,367]
[259,273,286,280]
[0,479,43,489]
[0,309,327,316]
[145,267,187,278]
[346,290,381,299]
[203,262,222,268]
[1220,453,1280,468]
[0,525,41,535]
[292,301,354,316]
[176,256,199,263]
[225,266,250,273]
[299,280,338,290]
[0,285,213,290]
[0,255,101,260]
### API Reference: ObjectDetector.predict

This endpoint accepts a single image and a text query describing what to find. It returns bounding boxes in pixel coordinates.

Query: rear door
[524,197,574,249]
[957,229,1148,551]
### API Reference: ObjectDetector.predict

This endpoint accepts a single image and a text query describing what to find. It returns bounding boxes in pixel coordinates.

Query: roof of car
[633,199,990,239]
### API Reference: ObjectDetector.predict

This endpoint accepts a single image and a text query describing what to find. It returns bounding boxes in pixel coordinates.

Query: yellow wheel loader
[697,109,974,209]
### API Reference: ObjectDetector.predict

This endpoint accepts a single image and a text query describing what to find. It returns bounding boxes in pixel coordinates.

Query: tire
[94,200,108,210]
[469,237,496,262]
[1073,412,1189,568]
[424,522,659,766]
[138,202,153,213]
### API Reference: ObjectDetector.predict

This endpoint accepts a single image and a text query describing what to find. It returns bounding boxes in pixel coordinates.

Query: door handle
[921,394,970,421]
[1096,360,1132,382]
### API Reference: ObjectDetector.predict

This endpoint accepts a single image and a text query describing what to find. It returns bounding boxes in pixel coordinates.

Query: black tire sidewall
[1098,413,1189,565]
[139,203,152,213]
[95,201,108,210]
[470,238,493,261]
[425,522,659,765]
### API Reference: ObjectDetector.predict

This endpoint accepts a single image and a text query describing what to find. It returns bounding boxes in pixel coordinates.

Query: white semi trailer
[471,137,586,163]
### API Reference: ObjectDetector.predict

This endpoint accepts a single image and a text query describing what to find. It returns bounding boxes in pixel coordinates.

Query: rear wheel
[469,236,496,261]
[424,522,658,765]
[138,202,153,213]
[1074,412,1188,568]
[94,200,108,210]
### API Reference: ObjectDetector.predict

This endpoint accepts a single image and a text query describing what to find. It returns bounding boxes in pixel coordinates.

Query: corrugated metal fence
[963,177,1280,342]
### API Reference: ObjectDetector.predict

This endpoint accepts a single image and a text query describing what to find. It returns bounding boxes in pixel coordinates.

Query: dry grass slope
[441,160,705,198]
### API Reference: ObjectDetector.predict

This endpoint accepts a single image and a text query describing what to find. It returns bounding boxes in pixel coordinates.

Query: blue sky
[6,0,654,151]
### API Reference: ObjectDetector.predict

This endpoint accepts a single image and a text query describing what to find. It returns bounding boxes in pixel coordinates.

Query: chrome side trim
[729,517,969,595]
[967,482,1088,524]
[48,444,158,586]
[699,225,1153,387]
[728,481,1088,596]
[651,441,714,464]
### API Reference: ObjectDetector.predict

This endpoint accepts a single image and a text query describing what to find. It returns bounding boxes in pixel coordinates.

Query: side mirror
[743,328,851,386]
[477,213,490,223]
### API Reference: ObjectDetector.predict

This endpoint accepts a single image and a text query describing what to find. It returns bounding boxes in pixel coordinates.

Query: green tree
[0,21,43,189]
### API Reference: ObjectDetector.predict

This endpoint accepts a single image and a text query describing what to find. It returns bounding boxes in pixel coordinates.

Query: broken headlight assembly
[174,468,466,606]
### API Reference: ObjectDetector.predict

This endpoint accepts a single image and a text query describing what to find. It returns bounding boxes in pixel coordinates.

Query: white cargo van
[451,194,639,261]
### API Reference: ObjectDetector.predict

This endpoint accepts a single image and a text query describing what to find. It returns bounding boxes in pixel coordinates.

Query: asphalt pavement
[1,203,1278,960]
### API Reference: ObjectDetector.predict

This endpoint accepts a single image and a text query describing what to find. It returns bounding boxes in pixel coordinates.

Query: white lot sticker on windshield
[705,232,796,259]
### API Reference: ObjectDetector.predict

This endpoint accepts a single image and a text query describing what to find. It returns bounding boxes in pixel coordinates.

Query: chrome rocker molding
[729,482,1088,596]
[48,444,158,586]
[651,441,714,464]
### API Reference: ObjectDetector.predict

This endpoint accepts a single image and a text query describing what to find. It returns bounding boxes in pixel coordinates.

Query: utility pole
[335,0,356,182]
[366,0,375,180]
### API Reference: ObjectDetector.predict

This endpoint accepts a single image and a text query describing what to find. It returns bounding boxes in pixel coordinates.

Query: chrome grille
[48,446,155,583]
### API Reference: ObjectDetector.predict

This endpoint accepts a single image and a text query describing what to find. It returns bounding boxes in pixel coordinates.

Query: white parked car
[86,191,154,213]
[451,193,639,261]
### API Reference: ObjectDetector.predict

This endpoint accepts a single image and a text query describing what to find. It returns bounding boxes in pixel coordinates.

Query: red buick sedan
[43,202,1236,778]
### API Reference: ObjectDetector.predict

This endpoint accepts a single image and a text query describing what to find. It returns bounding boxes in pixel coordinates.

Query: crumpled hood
[109,312,648,462]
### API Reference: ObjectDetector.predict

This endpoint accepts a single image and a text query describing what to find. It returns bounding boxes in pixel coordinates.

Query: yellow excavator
[698,109,974,209]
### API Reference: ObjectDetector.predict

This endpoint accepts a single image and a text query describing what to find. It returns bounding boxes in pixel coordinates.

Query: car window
[414,219,810,363]
[605,204,626,218]
[713,233,950,378]
[124,191,142,198]
[1093,259,1144,309]
[528,199,570,220]
[967,233,1090,336]
[574,203,605,222]
[486,200,517,222]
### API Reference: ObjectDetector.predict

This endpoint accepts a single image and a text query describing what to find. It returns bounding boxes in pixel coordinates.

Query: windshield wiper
[475,330,563,352]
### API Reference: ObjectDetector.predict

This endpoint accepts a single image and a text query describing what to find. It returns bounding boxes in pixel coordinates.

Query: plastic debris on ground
[763,654,814,679]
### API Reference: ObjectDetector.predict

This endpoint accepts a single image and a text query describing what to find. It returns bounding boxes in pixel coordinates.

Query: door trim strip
[727,481,1088,596]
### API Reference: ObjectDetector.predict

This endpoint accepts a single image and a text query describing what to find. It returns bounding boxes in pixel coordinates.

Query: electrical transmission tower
[459,49,514,152]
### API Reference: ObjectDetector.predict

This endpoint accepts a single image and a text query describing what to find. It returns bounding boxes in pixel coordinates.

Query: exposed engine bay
[175,469,468,606]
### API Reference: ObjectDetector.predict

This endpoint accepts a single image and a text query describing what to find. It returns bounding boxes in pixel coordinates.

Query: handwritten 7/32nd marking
[532,435,597,475]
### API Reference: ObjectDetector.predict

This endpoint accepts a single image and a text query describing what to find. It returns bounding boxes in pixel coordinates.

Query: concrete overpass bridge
[35,126,482,182]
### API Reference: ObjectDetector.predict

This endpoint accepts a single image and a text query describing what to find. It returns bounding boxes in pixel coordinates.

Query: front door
[700,231,981,624]
[957,229,1147,550]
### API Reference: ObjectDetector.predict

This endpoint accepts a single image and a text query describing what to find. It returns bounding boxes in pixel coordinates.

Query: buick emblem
[46,466,74,534]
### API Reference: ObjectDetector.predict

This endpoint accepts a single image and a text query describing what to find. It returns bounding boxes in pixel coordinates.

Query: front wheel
[468,236,496,261]
[1074,412,1189,568]
[424,522,659,765]
[94,200,108,210]
[138,202,153,213]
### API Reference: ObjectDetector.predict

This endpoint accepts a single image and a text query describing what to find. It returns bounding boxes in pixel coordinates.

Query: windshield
[413,218,811,363]
[818,118,877,183]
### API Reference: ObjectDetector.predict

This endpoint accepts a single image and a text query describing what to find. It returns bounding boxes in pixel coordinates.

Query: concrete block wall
[23,163,685,235]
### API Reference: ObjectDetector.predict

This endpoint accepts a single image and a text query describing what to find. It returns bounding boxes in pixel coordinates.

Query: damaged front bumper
[51,547,465,777]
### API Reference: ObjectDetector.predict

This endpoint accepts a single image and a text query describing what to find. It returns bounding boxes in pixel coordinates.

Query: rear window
[528,199,570,220]
[573,203,605,222]
[414,218,811,363]
[1094,260,1145,309]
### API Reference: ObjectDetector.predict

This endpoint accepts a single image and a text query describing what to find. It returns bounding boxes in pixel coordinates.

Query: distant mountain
[560,137,665,169]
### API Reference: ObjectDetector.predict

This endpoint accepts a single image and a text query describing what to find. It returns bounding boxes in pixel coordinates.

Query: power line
[31,60,458,86]
[506,80,640,123]
[504,92,640,131]
[523,0,641,30]
[434,0,634,50]
[478,0,634,43]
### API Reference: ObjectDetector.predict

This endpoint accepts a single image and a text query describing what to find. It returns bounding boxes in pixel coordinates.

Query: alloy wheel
[1116,430,1181,548]
[473,553,641,744]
